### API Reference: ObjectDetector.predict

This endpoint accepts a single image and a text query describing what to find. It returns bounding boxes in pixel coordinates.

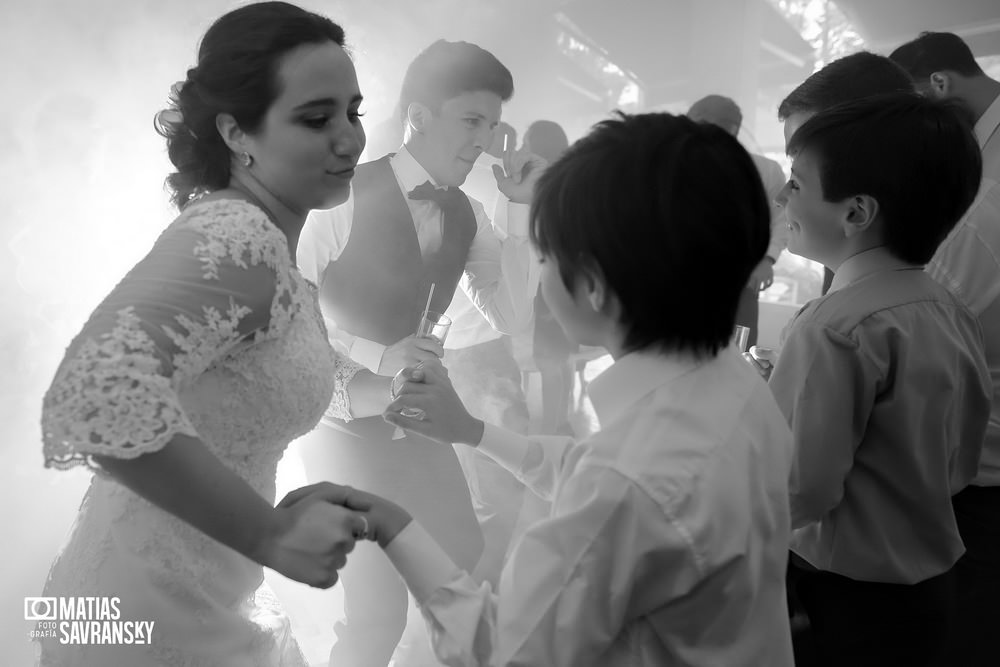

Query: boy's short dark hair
[530,112,770,358]
[787,92,981,265]
[890,32,985,79]
[397,40,513,123]
[778,52,914,119]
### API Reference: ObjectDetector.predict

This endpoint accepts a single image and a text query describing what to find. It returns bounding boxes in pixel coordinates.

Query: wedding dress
[37,199,360,666]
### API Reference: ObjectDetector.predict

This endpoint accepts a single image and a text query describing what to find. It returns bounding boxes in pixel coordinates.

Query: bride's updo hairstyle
[155,1,346,209]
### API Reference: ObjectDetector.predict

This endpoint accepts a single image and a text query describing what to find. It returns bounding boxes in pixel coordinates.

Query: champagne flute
[733,325,751,353]
[415,311,452,346]
[392,311,452,420]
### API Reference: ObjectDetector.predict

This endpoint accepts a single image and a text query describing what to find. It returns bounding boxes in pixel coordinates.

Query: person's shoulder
[463,190,488,219]
[802,271,977,344]
[167,198,291,276]
[960,177,1000,236]
[798,271,926,327]
[176,197,273,236]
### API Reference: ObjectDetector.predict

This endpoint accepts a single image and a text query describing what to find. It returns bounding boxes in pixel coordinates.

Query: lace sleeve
[42,201,293,471]
[324,355,363,423]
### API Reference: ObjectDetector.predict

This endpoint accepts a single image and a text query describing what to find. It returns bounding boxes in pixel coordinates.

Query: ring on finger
[354,515,369,540]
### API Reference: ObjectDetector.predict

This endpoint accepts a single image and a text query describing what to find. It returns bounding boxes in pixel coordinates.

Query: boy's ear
[928,71,952,98]
[585,272,606,312]
[842,194,879,238]
[582,263,618,316]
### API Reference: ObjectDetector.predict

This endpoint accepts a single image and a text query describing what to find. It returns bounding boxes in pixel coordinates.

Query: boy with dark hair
[315,111,797,665]
[777,52,915,295]
[770,92,991,666]
[891,31,1000,666]
[296,39,544,667]
[777,52,915,138]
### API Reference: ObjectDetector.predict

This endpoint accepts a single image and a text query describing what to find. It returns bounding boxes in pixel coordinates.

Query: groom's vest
[319,155,477,437]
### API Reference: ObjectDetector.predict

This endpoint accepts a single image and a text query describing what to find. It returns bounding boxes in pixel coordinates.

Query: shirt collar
[975,91,1000,150]
[389,146,440,194]
[588,350,702,427]
[829,247,915,292]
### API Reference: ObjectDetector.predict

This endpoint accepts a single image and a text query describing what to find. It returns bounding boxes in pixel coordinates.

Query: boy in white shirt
[297,111,797,666]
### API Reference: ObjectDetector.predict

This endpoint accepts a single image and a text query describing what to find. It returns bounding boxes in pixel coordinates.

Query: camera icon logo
[24,598,57,621]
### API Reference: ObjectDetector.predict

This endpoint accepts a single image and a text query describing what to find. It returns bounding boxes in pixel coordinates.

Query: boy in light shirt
[770,92,990,665]
[297,111,797,666]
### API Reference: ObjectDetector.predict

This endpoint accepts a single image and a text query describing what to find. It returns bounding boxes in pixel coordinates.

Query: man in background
[892,32,1000,666]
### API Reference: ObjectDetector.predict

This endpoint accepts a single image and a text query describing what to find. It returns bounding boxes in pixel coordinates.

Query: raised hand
[492,145,548,204]
[378,334,444,376]
[260,486,368,588]
[383,360,485,446]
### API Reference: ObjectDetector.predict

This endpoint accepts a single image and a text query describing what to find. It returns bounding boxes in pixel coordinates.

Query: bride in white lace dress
[36,4,392,665]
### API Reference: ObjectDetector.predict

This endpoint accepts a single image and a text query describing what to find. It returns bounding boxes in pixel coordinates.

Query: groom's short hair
[530,111,770,358]
[397,39,513,123]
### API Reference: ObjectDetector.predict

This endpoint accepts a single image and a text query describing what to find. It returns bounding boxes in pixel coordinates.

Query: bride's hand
[277,482,413,549]
[260,487,367,588]
[384,361,485,446]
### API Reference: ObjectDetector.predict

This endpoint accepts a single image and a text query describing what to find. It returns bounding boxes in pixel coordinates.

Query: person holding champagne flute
[295,39,545,667]
[392,289,452,420]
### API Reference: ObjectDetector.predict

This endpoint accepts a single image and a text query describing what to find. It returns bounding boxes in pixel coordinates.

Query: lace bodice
[37,199,363,667]
[41,198,360,492]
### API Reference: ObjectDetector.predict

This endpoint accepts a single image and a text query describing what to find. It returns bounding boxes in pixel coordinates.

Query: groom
[296,39,543,667]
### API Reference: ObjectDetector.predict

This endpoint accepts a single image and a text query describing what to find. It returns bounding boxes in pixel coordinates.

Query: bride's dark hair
[155,2,346,209]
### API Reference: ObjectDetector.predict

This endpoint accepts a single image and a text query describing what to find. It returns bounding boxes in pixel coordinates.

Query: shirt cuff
[350,338,386,373]
[384,521,462,603]
[504,202,531,238]
[477,423,530,475]
[492,197,531,239]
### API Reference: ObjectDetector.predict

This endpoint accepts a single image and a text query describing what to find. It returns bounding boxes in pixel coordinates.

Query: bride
[36,3,391,665]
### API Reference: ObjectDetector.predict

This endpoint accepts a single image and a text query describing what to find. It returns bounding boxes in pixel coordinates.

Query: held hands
[748,259,775,291]
[383,359,485,446]
[276,482,413,550]
[378,334,444,376]
[260,486,368,588]
[492,145,548,204]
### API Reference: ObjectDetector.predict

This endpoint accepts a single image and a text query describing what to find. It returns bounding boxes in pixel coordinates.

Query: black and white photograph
[3,0,1000,665]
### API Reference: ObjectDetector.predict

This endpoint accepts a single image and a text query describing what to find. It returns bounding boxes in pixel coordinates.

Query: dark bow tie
[407,180,476,240]
[408,181,464,207]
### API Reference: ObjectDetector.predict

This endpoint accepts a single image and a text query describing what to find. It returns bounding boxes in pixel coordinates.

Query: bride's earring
[240,151,254,168]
